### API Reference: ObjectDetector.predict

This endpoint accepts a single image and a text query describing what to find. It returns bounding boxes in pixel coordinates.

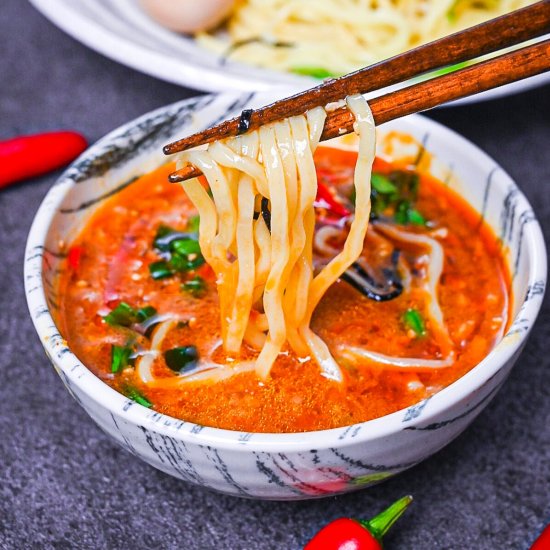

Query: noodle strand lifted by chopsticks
[176,94,375,381]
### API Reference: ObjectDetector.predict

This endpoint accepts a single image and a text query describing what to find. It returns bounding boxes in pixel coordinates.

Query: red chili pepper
[530,524,550,549]
[315,180,352,218]
[67,245,84,271]
[304,495,413,550]
[196,263,216,281]
[0,131,88,188]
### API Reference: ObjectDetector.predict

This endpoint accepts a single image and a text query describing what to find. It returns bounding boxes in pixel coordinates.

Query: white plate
[30,0,550,103]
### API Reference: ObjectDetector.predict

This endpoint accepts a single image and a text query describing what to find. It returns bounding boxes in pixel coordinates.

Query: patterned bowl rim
[24,95,547,453]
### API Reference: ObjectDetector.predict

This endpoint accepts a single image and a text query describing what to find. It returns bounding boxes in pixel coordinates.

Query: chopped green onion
[184,255,205,270]
[182,276,207,297]
[172,238,202,256]
[187,215,200,233]
[149,260,173,280]
[104,302,137,327]
[110,345,133,373]
[125,386,153,408]
[403,309,426,337]
[136,306,157,323]
[390,170,420,198]
[367,170,422,221]
[407,208,426,226]
[164,346,199,373]
[154,225,172,238]
[153,225,197,252]
[150,225,205,280]
[169,253,205,272]
[291,66,336,79]
[394,201,426,226]
[394,201,411,225]
[104,302,158,332]
[153,225,174,252]
[149,252,205,279]
[167,255,187,273]
[371,173,398,194]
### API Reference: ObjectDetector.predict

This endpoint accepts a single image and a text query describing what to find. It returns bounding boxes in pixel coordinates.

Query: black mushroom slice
[237,109,254,134]
[255,199,402,301]
[341,250,404,302]
[154,231,196,255]
[260,197,272,231]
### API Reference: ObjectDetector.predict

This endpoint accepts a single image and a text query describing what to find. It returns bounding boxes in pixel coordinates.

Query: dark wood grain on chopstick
[164,1,550,158]
[322,39,550,137]
[169,39,550,183]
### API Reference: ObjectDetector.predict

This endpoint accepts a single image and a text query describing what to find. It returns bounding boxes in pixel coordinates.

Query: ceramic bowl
[25,92,546,500]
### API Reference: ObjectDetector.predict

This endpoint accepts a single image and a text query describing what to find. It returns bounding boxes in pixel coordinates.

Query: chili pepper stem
[359,495,413,541]
[303,495,413,549]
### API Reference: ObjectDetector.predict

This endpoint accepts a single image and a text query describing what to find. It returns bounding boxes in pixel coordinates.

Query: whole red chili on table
[0,130,87,188]
[304,495,413,550]
[530,523,550,549]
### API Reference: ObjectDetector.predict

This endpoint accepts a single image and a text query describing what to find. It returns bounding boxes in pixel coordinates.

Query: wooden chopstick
[165,1,549,155]
[165,1,550,182]
[322,39,550,139]
[169,39,550,183]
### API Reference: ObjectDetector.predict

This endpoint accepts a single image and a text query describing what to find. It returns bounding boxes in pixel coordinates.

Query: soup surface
[57,146,509,432]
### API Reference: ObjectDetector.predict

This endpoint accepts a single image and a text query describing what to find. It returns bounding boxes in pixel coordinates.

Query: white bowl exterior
[25,92,547,499]
[60,345,523,499]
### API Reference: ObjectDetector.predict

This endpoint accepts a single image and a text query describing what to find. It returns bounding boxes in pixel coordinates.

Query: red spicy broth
[56,146,510,433]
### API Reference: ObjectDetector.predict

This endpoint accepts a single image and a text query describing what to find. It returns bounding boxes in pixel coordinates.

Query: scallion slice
[136,306,157,323]
[125,386,153,408]
[150,224,205,279]
[149,260,173,280]
[394,201,426,226]
[153,225,196,252]
[172,238,202,256]
[110,345,133,373]
[104,302,136,327]
[182,276,206,297]
[164,346,199,373]
[371,173,398,194]
[403,309,426,337]
[408,208,426,226]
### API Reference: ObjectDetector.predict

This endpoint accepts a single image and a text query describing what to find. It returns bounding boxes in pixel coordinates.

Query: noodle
[336,345,456,371]
[176,94,375,380]
[197,0,533,76]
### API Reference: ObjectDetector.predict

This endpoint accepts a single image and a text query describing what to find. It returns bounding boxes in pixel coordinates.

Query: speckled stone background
[1,2,549,548]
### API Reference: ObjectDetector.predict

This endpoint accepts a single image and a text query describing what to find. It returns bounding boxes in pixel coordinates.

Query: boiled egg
[138,0,235,33]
